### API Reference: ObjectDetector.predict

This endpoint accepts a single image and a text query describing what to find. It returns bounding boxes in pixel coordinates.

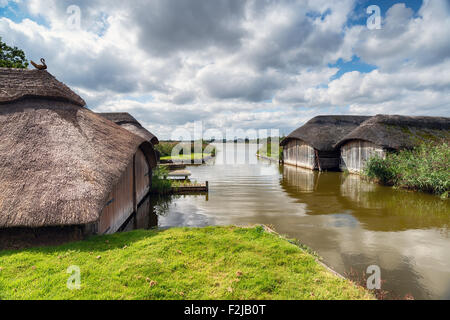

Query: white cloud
[0,0,449,139]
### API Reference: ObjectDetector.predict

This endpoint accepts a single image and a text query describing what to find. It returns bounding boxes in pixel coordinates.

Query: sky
[0,0,449,139]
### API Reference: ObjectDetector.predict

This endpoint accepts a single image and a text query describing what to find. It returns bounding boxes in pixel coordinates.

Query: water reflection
[139,143,449,299]
[282,165,450,232]
[280,163,450,299]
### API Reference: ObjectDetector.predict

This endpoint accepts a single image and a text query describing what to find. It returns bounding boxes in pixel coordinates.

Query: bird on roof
[30,58,47,70]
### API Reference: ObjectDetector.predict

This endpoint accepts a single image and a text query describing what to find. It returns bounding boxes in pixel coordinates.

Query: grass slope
[160,153,211,161]
[0,226,372,300]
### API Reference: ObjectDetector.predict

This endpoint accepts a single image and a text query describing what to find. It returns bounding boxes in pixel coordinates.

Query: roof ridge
[0,68,86,107]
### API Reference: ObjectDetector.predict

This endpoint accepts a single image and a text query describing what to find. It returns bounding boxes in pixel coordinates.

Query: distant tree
[0,37,29,68]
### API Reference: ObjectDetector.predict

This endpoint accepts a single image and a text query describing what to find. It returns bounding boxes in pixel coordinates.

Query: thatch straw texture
[99,113,159,145]
[281,116,371,151]
[0,68,85,107]
[335,115,450,150]
[0,68,155,228]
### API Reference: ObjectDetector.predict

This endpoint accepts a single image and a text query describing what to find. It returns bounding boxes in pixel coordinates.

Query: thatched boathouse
[336,115,450,174]
[0,68,157,249]
[99,112,159,145]
[281,116,370,171]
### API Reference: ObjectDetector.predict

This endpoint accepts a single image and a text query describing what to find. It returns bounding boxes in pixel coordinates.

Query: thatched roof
[0,68,85,107]
[99,113,159,145]
[281,116,371,151]
[335,115,450,150]
[0,69,156,228]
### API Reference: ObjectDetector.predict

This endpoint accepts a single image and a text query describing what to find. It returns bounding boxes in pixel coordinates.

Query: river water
[154,143,450,299]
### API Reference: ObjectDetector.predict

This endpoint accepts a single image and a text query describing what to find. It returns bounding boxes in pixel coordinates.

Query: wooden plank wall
[98,147,153,235]
[283,140,316,170]
[340,140,385,174]
[98,161,134,234]
[135,149,151,204]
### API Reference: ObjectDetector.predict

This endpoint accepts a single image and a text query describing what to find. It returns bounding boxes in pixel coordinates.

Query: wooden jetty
[171,181,209,194]
[167,170,192,180]
[160,163,187,170]
[165,169,209,193]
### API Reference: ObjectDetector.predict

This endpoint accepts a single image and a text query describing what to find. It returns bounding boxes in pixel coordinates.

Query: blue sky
[349,0,423,24]
[0,0,449,139]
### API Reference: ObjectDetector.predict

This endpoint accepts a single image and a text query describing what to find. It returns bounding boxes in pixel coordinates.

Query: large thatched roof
[0,68,85,107]
[335,115,450,150]
[99,112,159,145]
[281,116,371,151]
[0,69,155,228]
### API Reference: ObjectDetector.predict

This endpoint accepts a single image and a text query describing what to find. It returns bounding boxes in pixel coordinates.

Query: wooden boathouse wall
[340,140,385,174]
[98,148,152,234]
[283,139,341,171]
[0,148,154,249]
[283,140,316,170]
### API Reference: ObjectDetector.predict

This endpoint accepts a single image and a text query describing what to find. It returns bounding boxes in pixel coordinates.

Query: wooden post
[132,155,137,229]
[315,149,322,172]
[206,181,209,192]
[132,155,137,212]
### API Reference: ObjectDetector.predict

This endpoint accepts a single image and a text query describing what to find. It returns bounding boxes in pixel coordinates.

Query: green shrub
[365,143,450,197]
[155,142,178,157]
[151,166,172,194]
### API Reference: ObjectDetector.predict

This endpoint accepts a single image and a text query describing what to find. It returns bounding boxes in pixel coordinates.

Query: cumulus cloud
[0,0,449,139]
[353,1,450,70]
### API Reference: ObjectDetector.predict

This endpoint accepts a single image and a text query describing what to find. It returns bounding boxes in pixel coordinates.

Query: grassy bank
[156,141,216,161]
[257,139,283,161]
[365,143,449,197]
[0,226,372,300]
[160,153,212,161]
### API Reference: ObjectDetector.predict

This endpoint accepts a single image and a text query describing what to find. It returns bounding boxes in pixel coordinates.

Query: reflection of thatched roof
[0,69,156,229]
[335,115,450,150]
[99,113,159,145]
[281,116,370,151]
[0,68,85,106]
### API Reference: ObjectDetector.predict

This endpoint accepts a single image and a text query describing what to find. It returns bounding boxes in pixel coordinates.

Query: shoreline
[0,225,373,300]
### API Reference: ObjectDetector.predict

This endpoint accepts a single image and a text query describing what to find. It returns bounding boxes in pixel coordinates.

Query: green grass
[156,141,216,159]
[364,143,449,197]
[171,180,203,187]
[257,142,282,161]
[160,153,211,161]
[0,226,372,300]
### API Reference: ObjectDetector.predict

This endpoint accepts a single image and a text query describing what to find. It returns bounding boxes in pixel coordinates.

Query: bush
[155,142,178,158]
[365,143,450,197]
[150,166,172,194]
[0,37,29,69]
